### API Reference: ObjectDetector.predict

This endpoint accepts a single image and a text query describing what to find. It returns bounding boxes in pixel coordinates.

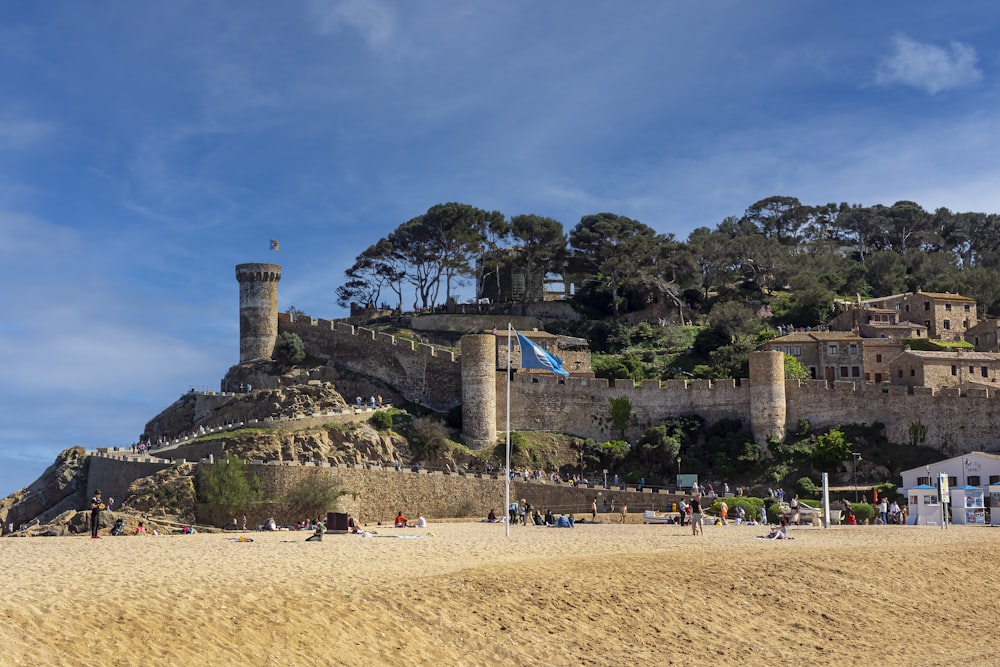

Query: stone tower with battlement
[748,350,787,445]
[460,334,498,449]
[236,263,282,363]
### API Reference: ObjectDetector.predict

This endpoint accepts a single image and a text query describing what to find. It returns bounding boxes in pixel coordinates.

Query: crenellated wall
[242,265,1000,456]
[498,373,751,442]
[784,380,1000,453]
[279,313,463,411]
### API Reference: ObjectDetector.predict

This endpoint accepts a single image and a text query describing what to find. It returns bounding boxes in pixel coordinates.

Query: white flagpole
[505,323,512,537]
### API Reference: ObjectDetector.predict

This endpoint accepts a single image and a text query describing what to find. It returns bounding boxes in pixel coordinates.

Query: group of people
[488,505,577,527]
[394,511,427,528]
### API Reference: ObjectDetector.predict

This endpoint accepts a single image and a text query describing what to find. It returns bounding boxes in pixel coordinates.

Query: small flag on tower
[270,239,280,252]
[515,331,569,376]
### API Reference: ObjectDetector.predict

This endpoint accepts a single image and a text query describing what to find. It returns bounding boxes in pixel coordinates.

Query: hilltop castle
[229,263,1000,456]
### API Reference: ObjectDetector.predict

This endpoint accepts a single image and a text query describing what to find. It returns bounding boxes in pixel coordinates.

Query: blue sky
[2,1,999,496]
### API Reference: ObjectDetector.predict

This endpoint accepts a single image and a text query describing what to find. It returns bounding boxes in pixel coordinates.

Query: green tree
[508,214,566,303]
[273,331,306,366]
[783,353,810,380]
[282,469,348,520]
[609,396,632,439]
[197,456,263,517]
[812,427,852,468]
[569,213,665,316]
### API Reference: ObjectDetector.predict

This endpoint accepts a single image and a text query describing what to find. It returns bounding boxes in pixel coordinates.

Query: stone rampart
[87,453,175,504]
[199,463,682,526]
[273,310,1000,456]
[500,373,750,441]
[279,314,462,411]
[784,380,1000,453]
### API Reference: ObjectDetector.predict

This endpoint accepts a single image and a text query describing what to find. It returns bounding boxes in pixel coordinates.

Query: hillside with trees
[331,196,992,495]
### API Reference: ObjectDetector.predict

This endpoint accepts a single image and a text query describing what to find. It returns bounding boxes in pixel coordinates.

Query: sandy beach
[1,520,998,666]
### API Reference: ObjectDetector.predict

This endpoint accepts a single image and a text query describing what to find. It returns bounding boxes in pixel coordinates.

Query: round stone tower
[460,334,498,450]
[748,350,787,445]
[236,263,282,364]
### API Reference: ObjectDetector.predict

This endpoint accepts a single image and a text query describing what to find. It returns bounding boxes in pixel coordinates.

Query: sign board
[939,473,950,498]
[677,474,699,489]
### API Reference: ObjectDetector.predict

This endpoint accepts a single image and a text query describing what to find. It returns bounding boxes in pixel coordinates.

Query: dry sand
[1,520,998,666]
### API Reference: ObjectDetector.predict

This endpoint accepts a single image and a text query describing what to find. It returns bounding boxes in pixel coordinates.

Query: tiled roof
[900,350,1000,361]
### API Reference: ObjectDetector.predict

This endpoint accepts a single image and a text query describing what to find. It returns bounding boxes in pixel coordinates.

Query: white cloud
[308,0,398,50]
[875,33,982,94]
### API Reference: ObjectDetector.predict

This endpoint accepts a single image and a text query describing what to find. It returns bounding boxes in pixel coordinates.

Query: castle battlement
[279,313,459,363]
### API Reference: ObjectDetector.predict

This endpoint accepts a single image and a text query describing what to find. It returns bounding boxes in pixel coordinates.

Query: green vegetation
[281,469,348,519]
[273,331,306,365]
[197,456,263,517]
[903,338,973,351]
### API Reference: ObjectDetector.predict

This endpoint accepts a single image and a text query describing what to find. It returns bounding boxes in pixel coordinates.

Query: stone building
[964,319,1000,352]
[887,349,1000,388]
[763,331,866,381]
[859,291,977,342]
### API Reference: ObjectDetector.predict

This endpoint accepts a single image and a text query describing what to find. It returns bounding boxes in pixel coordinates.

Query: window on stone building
[924,301,930,310]
[945,303,952,311]
[951,365,957,376]
[793,346,801,356]
[943,320,951,330]
[849,343,858,354]
[924,320,931,329]
[810,367,817,379]
[840,366,848,377]
[851,366,860,377]
[910,369,915,377]
[968,475,981,486]
[969,366,974,375]
[903,304,908,312]
[876,354,883,363]
[982,366,989,377]
[965,304,971,312]
[898,369,903,378]
[828,344,838,355]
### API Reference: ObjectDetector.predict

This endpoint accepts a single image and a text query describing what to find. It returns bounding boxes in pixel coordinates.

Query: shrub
[370,410,393,430]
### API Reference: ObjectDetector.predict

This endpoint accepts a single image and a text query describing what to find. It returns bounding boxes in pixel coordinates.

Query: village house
[964,318,1000,352]
[830,299,928,340]
[859,291,978,342]
[887,349,1000,389]
[762,331,865,381]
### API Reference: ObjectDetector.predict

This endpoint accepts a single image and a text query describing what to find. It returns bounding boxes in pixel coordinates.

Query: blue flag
[516,331,569,377]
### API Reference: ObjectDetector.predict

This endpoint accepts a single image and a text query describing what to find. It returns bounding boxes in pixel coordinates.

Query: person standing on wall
[90,489,105,539]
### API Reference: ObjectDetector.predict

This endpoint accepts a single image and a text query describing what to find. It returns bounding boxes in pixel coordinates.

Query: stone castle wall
[279,314,463,411]
[251,265,1000,455]
[498,373,751,442]
[202,463,682,526]
[784,381,1000,453]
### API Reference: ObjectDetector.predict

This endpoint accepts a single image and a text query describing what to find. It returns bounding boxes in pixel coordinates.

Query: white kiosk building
[900,452,1000,524]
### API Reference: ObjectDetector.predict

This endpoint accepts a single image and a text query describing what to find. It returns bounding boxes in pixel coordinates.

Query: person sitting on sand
[306,521,324,541]
[394,512,409,528]
[134,521,147,536]
[414,514,427,528]
[544,509,555,526]
[487,509,497,523]
[760,516,789,539]
[555,513,574,528]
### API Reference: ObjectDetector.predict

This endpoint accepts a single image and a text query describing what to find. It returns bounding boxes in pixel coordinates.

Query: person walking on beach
[90,489,105,539]
[619,502,627,523]
[689,495,703,536]
[592,498,598,521]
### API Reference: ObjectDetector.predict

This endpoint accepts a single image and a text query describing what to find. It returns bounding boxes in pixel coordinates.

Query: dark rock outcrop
[0,447,89,530]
